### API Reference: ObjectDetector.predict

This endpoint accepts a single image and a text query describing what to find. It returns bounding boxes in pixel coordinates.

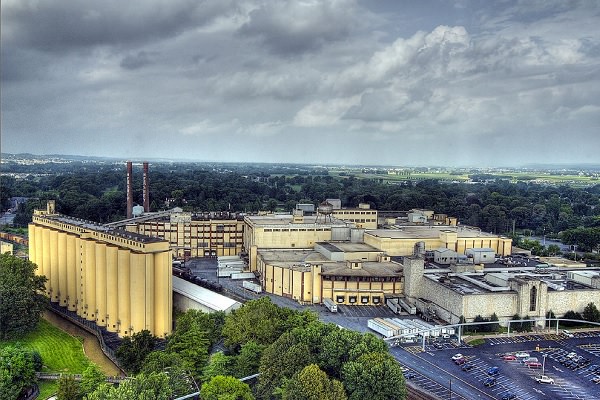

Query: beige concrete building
[128,211,244,260]
[243,212,356,271]
[364,226,512,258]
[332,203,378,229]
[1,240,14,255]
[256,243,403,305]
[402,256,600,326]
[28,201,172,338]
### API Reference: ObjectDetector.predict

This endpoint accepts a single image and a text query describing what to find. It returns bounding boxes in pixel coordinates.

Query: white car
[451,353,464,361]
[515,352,530,358]
[563,329,574,337]
[535,375,555,384]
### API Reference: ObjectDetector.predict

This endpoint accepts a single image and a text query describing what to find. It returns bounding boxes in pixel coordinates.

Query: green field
[1,318,93,399]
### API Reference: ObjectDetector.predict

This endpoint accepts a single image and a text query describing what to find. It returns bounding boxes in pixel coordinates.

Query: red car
[527,362,542,368]
[454,357,466,365]
[503,354,517,361]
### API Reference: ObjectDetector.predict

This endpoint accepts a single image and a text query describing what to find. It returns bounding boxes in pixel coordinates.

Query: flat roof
[256,248,402,276]
[245,214,349,228]
[316,241,380,253]
[366,225,504,240]
[41,214,166,243]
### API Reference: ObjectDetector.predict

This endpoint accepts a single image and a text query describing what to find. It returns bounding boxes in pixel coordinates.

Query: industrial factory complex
[26,162,600,340]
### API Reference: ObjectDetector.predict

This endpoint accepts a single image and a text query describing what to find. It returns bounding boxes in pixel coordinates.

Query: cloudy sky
[2,0,599,167]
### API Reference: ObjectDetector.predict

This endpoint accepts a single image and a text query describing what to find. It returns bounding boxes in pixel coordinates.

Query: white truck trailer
[323,298,338,313]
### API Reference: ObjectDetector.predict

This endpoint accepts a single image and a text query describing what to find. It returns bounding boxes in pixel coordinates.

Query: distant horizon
[3,151,600,171]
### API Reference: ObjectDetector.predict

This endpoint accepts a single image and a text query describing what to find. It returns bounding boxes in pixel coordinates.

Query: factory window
[530,286,537,311]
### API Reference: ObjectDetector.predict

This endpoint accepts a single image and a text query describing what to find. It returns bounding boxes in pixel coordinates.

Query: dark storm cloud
[2,0,234,52]
[238,0,364,55]
[120,51,157,70]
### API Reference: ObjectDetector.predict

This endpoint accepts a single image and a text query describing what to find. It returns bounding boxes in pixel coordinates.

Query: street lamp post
[542,354,547,376]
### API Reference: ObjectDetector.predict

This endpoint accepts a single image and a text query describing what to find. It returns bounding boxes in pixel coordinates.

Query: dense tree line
[2,163,599,247]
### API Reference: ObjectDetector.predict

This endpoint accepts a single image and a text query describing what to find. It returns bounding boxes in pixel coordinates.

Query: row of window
[323,275,400,282]
[263,228,330,232]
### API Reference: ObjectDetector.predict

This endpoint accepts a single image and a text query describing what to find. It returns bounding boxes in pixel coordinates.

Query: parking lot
[393,333,600,400]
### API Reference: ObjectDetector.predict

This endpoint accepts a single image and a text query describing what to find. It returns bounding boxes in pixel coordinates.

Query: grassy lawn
[0,318,91,373]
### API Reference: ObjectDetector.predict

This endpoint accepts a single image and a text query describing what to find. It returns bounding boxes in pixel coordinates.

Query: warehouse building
[28,201,172,338]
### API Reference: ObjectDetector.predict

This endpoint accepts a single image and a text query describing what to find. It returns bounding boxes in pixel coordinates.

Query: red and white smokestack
[143,162,149,212]
[127,161,133,219]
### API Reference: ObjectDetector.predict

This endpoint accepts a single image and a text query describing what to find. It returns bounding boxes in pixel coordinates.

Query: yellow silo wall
[106,245,119,333]
[34,226,43,276]
[28,224,36,268]
[129,252,146,334]
[66,234,77,311]
[95,242,107,327]
[153,250,171,338]
[76,237,84,317]
[42,228,50,296]
[144,253,155,332]
[84,239,97,321]
[57,231,68,307]
[49,229,59,302]
[117,249,131,336]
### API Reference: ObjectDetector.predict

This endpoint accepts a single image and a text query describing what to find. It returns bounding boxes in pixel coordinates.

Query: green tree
[562,310,583,327]
[141,351,196,397]
[166,322,210,380]
[0,344,38,400]
[57,374,81,400]
[0,254,48,339]
[222,297,289,350]
[79,364,105,396]
[200,375,254,400]
[256,332,313,400]
[489,313,500,332]
[582,302,600,323]
[546,310,556,328]
[281,364,347,400]
[87,372,173,400]
[115,330,157,374]
[202,351,233,383]
[233,340,266,378]
[341,352,406,400]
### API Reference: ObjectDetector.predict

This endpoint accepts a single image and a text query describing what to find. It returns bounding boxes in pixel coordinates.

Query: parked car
[403,371,416,380]
[535,375,555,384]
[592,376,600,384]
[527,362,542,369]
[515,352,530,358]
[484,377,497,387]
[566,352,578,359]
[455,357,466,365]
[462,363,474,371]
[502,354,517,361]
[433,342,443,349]
[563,329,574,337]
[487,366,500,376]
[452,353,464,361]
[500,392,516,400]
